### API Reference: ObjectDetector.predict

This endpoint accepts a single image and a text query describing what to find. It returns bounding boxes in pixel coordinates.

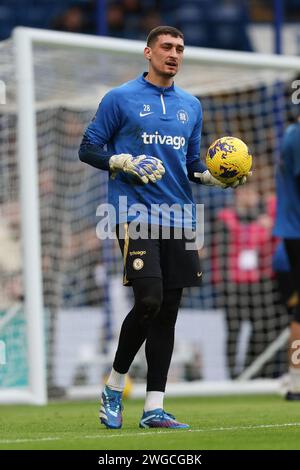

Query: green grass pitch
[1,395,300,450]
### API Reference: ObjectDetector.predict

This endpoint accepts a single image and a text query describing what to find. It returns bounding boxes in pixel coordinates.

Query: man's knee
[155,290,182,328]
[136,295,162,323]
[157,304,178,328]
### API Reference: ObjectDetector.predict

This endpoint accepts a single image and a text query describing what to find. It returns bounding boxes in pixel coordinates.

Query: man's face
[144,34,184,78]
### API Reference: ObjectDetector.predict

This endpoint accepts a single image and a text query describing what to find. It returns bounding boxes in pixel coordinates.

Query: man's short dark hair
[146,26,184,47]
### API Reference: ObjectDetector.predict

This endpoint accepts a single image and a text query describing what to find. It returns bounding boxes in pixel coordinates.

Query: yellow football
[206,136,252,184]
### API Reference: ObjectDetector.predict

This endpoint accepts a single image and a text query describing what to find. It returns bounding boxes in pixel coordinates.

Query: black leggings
[284,239,300,323]
[113,278,183,392]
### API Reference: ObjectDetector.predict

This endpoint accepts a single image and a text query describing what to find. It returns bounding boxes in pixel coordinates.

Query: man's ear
[144,46,151,61]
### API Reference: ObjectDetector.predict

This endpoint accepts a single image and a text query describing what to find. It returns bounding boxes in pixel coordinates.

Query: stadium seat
[0,7,15,39]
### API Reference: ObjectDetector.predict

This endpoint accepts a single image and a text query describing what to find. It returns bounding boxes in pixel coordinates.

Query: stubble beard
[158,67,177,79]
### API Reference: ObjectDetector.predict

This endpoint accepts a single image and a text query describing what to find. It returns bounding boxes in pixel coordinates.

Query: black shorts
[284,239,300,305]
[116,223,202,289]
[276,271,297,307]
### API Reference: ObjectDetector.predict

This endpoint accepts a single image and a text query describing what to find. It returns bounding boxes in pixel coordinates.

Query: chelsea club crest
[177,109,189,124]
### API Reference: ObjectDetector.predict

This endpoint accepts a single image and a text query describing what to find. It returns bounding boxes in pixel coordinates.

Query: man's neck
[145,71,173,88]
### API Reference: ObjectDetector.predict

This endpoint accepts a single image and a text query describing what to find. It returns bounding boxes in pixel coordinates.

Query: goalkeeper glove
[109,154,165,184]
[194,170,252,188]
[194,170,227,188]
[229,173,252,188]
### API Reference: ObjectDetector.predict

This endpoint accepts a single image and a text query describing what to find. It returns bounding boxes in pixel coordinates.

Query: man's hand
[229,173,252,188]
[194,170,252,188]
[194,170,227,188]
[109,154,165,184]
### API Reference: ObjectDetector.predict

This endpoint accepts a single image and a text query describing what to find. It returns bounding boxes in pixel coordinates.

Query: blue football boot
[99,385,123,429]
[139,408,189,429]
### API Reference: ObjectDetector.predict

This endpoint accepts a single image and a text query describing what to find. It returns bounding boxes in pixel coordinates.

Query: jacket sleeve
[291,126,300,187]
[186,98,208,182]
[79,138,112,171]
[78,90,121,171]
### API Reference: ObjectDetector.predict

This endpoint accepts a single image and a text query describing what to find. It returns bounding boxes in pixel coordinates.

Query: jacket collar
[138,72,175,93]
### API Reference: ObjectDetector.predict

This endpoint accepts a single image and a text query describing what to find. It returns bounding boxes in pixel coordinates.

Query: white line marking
[1,422,300,445]
[0,437,61,444]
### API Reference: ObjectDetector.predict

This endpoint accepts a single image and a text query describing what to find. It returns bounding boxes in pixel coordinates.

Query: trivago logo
[141,131,185,150]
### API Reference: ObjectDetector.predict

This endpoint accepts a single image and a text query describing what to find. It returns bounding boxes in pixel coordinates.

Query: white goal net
[0,28,300,403]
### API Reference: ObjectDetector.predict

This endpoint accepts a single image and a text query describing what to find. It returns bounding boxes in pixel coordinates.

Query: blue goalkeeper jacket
[79,72,206,227]
[273,121,300,238]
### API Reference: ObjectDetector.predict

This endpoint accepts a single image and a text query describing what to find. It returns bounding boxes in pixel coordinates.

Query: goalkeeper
[273,110,300,400]
[79,25,249,429]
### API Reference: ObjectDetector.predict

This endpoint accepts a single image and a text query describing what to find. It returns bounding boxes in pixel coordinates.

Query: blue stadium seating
[0,0,85,39]
[0,0,253,50]
[0,6,15,39]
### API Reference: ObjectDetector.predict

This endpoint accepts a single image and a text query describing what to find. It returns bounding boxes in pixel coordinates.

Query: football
[206,136,252,184]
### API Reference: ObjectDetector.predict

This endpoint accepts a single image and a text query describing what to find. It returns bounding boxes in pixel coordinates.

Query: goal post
[1,27,300,404]
[13,29,46,405]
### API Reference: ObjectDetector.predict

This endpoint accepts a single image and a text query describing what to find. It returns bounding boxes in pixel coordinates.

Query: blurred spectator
[139,8,163,39]
[52,3,95,34]
[1,0,300,44]
[141,8,162,37]
[107,2,125,37]
[250,0,300,22]
[249,0,273,22]
[212,184,280,378]
[106,1,162,40]
[123,0,142,17]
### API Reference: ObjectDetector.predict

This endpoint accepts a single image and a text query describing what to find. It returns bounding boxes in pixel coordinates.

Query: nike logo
[197,272,202,277]
[139,111,154,117]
